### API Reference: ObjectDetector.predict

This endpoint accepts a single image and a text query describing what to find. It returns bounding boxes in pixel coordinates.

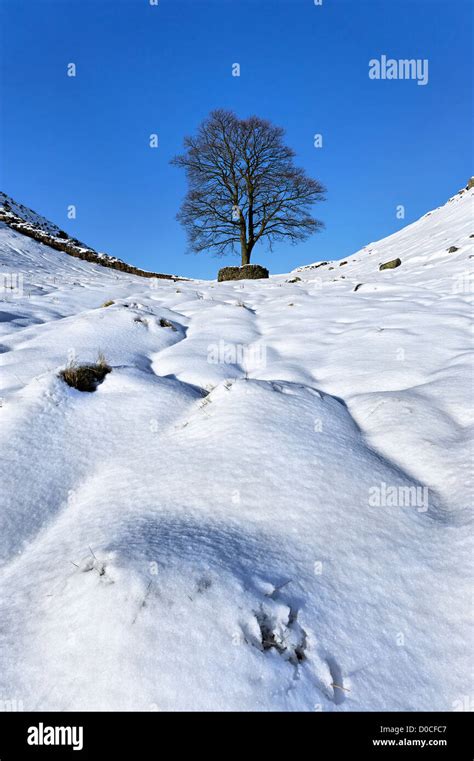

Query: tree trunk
[238,208,250,266]
[241,241,250,266]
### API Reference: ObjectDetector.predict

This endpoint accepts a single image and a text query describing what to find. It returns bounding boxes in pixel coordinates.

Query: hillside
[0,185,472,711]
[295,180,473,291]
[0,191,181,280]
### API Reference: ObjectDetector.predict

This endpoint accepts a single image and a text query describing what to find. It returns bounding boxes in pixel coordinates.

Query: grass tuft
[60,353,112,392]
[159,318,176,330]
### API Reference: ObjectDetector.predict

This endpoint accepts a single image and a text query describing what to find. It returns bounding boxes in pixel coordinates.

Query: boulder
[379,258,401,271]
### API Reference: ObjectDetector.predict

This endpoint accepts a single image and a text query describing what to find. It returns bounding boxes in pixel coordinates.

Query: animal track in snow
[241,578,349,703]
[254,604,307,665]
[241,581,307,666]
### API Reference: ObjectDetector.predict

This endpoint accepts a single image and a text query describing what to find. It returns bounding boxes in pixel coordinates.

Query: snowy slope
[0,192,180,279]
[0,192,63,235]
[0,191,123,265]
[296,182,473,292]
[0,186,472,712]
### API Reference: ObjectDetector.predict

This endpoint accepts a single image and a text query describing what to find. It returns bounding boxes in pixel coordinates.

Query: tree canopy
[171,109,325,266]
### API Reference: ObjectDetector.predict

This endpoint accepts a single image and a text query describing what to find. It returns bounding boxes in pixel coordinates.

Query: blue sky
[0,0,472,279]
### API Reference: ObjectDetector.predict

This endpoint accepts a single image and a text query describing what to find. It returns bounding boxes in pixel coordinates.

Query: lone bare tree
[171,110,325,267]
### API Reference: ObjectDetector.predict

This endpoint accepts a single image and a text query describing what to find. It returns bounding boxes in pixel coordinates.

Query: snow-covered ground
[0,186,472,711]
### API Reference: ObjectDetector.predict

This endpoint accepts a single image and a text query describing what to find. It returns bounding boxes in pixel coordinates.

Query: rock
[286,277,301,283]
[447,246,459,253]
[379,258,401,271]
[466,177,474,190]
[217,264,269,282]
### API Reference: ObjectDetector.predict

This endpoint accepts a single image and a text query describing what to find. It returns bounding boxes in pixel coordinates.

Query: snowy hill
[0,191,179,280]
[296,180,473,291]
[0,185,472,711]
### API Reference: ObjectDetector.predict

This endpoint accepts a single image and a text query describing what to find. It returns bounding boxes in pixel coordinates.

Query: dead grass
[60,353,112,392]
[159,318,176,330]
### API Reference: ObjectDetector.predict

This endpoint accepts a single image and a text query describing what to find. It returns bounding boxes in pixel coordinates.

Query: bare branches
[171,109,325,265]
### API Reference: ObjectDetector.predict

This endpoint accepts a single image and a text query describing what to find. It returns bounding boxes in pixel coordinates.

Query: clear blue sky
[0,0,472,279]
